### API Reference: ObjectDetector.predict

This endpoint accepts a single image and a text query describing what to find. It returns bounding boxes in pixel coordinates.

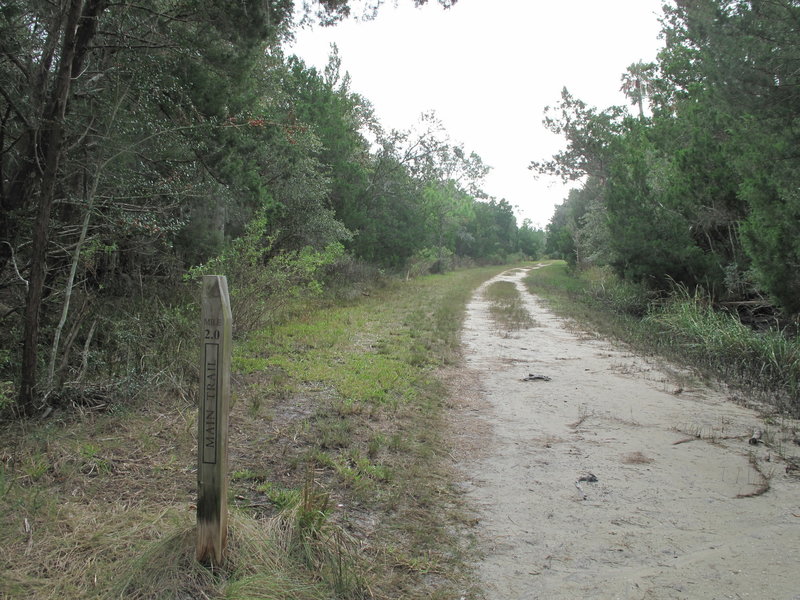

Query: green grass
[647,287,800,410]
[483,280,536,332]
[0,265,506,600]
[524,261,800,415]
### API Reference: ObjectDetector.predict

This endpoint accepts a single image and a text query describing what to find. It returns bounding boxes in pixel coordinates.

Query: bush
[404,247,454,278]
[584,266,654,317]
[320,253,387,301]
[188,212,345,337]
[647,287,800,411]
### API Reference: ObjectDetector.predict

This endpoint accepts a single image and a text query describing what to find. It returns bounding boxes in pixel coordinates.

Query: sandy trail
[455,267,800,600]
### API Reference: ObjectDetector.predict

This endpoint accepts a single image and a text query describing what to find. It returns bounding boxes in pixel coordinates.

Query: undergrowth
[0,265,506,599]
[525,261,800,415]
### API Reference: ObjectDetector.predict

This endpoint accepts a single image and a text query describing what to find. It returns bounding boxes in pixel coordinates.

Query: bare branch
[1,241,29,290]
[0,83,33,130]
[0,48,30,80]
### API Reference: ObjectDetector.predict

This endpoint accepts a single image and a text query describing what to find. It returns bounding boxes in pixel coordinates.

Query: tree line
[537,0,800,320]
[0,0,543,415]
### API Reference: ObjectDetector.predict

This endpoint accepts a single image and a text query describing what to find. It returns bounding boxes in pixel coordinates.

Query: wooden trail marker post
[197,275,232,565]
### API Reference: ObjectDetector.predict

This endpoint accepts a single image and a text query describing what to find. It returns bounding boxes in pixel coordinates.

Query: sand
[453,267,800,600]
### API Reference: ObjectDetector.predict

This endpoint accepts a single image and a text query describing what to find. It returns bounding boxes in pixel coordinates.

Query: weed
[0,465,11,500]
[525,261,800,415]
[0,380,15,416]
[315,416,353,450]
[231,469,263,482]
[367,433,386,459]
[0,264,507,599]
[648,287,800,412]
[255,482,301,510]
[484,280,537,333]
[78,443,111,475]
[21,452,50,482]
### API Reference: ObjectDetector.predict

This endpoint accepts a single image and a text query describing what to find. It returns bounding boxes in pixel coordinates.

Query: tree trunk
[18,0,108,414]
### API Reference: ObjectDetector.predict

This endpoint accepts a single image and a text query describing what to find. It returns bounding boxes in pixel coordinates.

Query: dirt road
[454,267,800,600]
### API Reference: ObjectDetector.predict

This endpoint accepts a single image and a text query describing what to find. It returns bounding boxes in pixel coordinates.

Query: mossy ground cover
[0,265,506,600]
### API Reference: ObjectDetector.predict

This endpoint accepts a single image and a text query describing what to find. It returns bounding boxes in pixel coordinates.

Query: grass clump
[647,287,800,411]
[0,264,506,599]
[107,504,358,600]
[483,280,536,333]
[524,261,800,414]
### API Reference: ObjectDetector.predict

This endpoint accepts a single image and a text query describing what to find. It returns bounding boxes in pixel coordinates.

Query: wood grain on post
[197,275,232,565]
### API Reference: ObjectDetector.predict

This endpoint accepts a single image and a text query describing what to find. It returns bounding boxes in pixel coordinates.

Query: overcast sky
[288,0,666,228]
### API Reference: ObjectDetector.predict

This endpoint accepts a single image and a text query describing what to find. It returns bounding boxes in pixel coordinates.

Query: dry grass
[670,424,751,445]
[672,437,698,446]
[568,405,593,430]
[1,266,506,599]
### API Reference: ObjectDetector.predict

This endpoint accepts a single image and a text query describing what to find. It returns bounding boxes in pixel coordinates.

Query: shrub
[188,211,344,337]
[404,246,454,278]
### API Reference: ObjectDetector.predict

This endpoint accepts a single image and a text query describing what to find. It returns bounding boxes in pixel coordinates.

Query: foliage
[535,0,800,319]
[188,210,345,337]
[406,246,455,278]
[0,0,539,414]
[517,219,546,259]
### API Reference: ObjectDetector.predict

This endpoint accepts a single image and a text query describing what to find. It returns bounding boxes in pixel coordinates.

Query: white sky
[288,0,666,228]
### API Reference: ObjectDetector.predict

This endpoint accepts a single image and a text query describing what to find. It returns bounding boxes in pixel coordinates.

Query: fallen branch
[672,437,697,445]
[735,454,770,499]
[521,373,551,382]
